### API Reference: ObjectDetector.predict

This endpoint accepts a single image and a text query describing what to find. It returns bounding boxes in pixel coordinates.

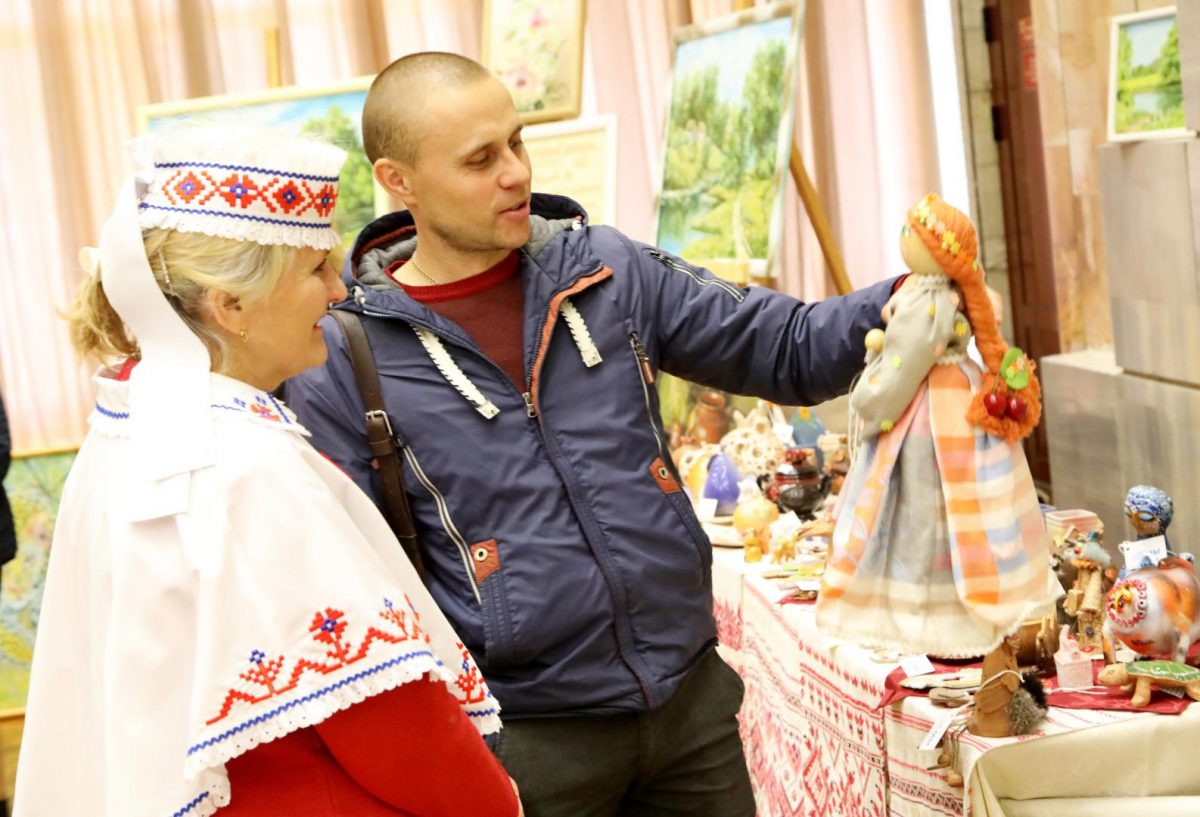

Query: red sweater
[389,252,525,388]
[221,678,517,816]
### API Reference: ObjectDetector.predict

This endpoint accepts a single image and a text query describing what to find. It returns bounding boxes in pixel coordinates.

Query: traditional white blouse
[14,369,499,817]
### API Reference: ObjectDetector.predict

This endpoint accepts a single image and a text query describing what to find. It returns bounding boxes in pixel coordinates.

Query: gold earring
[239,328,249,342]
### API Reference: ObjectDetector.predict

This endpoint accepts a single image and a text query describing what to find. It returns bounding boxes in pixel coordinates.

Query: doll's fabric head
[905,194,980,286]
[1125,485,1173,536]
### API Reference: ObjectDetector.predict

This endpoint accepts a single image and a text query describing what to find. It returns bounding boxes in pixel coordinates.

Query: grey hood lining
[356,214,578,290]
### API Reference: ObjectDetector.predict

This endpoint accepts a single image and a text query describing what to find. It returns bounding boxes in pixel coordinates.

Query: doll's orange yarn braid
[907,194,1040,442]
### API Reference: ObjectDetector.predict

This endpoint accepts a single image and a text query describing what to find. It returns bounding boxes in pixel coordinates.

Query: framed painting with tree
[654,2,803,288]
[1108,8,1189,142]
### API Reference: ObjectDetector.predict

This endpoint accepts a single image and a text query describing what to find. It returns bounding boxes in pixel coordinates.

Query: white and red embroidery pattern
[207,596,432,725]
[713,596,743,653]
[453,642,488,705]
[740,581,887,817]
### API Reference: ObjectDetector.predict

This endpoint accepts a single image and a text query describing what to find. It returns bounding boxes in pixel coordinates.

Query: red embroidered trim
[157,168,338,219]
[453,642,488,705]
[206,596,433,725]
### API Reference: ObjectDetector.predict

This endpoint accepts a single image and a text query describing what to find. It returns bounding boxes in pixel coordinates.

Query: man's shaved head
[363,52,493,166]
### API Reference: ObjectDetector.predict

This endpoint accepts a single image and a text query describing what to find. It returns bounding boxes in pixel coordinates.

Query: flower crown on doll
[907,194,1041,442]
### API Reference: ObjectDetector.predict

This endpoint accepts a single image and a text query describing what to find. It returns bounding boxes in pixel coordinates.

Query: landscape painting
[0,450,75,709]
[655,2,803,285]
[1109,8,1188,141]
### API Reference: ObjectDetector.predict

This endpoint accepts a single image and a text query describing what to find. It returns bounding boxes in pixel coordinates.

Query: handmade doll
[817,194,1059,659]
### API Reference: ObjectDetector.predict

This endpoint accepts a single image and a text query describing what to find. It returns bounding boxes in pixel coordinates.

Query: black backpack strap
[328,309,426,581]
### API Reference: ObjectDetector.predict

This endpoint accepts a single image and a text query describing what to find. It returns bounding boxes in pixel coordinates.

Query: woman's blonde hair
[66,229,295,371]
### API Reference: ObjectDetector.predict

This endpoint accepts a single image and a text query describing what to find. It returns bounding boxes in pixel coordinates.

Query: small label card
[695,498,718,522]
[899,654,936,678]
[1119,536,1168,572]
[919,708,958,752]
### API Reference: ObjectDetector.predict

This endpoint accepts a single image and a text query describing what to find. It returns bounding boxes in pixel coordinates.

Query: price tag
[695,498,718,522]
[918,708,957,752]
[773,422,796,445]
[899,654,936,677]
[1119,536,1168,572]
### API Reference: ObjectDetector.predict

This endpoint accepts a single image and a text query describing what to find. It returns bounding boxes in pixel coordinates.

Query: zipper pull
[522,391,538,418]
[630,333,655,384]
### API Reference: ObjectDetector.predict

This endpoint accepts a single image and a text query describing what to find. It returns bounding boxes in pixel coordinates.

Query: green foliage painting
[0,451,75,709]
[141,81,378,250]
[1113,13,1185,137]
[656,12,798,268]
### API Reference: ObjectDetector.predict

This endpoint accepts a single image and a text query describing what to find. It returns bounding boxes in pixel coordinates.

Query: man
[286,52,901,817]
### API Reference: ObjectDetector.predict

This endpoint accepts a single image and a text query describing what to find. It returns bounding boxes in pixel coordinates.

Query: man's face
[404,77,533,254]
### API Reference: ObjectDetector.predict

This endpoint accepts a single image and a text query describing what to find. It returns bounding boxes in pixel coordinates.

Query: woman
[14,128,520,817]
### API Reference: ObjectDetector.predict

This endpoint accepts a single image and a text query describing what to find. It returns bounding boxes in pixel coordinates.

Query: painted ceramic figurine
[720,403,787,479]
[1106,556,1200,663]
[818,194,1058,662]
[1125,485,1174,544]
[1098,660,1200,707]
[1061,532,1113,653]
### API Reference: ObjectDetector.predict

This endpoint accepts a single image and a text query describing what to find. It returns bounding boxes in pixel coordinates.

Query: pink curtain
[0,0,939,453]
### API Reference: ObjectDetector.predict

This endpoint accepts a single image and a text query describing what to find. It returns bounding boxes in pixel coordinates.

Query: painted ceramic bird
[1106,558,1200,663]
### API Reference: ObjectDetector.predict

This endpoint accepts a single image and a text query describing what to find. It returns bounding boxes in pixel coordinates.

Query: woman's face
[230,247,347,390]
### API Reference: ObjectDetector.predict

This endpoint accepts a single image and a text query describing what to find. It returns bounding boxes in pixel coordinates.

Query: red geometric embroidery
[250,402,282,422]
[206,597,434,726]
[272,180,305,214]
[303,182,338,217]
[162,170,207,205]
[454,642,487,705]
[217,173,262,209]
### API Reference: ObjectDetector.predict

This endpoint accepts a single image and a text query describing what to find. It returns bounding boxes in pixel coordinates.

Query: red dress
[221,678,518,816]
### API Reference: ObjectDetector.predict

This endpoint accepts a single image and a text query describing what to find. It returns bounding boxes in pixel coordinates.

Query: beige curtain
[0,0,939,453]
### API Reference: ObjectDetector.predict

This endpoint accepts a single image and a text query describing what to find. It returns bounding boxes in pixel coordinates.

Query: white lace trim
[560,298,602,368]
[173,777,231,817]
[138,208,340,251]
[936,351,968,366]
[184,652,500,781]
[412,327,500,419]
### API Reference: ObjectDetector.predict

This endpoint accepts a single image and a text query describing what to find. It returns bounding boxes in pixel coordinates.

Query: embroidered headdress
[136,129,344,249]
[95,128,345,521]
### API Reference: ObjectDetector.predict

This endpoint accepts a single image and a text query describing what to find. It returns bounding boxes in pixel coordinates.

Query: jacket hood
[347,193,588,291]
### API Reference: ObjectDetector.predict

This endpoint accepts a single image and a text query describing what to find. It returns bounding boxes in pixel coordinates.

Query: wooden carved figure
[1061,533,1112,653]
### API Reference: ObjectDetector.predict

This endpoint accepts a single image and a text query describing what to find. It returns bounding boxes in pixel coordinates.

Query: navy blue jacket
[286,194,896,717]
